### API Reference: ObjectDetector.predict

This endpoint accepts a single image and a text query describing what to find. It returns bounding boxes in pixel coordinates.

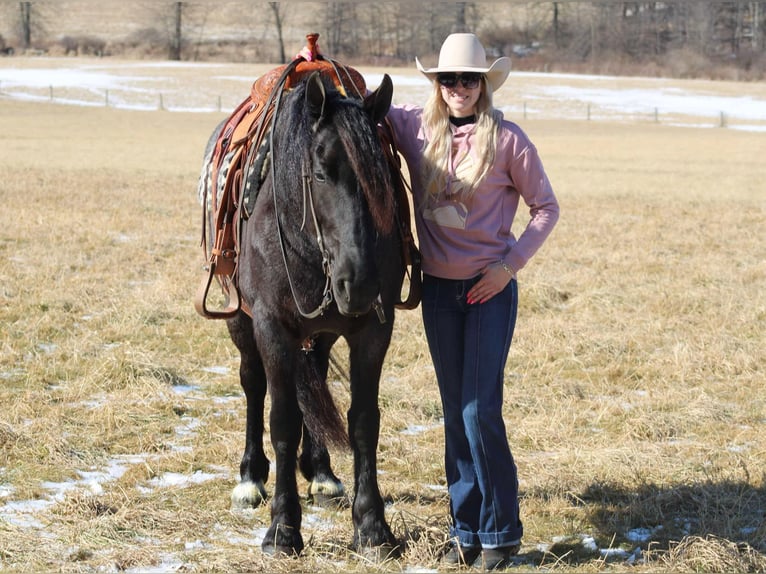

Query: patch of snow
[581,535,598,551]
[400,422,442,436]
[202,366,230,375]
[625,527,654,542]
[124,555,186,573]
[142,469,226,490]
[600,547,630,559]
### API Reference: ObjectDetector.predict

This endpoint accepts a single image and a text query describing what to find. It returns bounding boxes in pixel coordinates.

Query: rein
[271,152,334,320]
[267,69,342,321]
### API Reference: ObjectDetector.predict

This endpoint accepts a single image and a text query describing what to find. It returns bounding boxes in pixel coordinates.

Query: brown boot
[442,544,481,566]
[472,543,521,570]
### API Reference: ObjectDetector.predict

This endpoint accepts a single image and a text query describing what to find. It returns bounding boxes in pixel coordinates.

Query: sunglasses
[436,72,483,89]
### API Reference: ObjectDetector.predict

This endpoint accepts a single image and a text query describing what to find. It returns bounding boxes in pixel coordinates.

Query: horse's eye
[314,171,326,183]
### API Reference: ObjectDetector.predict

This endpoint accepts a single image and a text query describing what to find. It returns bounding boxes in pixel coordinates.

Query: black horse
[204,72,402,558]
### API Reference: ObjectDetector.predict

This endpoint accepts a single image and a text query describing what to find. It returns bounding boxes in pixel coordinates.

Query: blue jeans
[422,273,523,549]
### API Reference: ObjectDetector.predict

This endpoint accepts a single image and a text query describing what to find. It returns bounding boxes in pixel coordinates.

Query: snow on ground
[1,58,765,130]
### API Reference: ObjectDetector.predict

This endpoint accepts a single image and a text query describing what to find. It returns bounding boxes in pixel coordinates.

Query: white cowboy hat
[416,33,512,93]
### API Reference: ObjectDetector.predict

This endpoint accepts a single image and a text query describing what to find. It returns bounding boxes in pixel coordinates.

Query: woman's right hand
[467,262,514,304]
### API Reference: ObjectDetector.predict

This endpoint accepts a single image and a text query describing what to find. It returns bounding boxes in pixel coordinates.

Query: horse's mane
[273,79,395,234]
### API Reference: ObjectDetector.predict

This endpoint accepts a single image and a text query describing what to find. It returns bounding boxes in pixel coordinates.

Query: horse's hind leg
[227,312,269,508]
[299,425,345,506]
[297,335,345,506]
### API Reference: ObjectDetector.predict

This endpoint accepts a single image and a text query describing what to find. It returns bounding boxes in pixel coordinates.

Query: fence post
[159,93,164,111]
[105,89,109,107]
[587,103,591,121]
[654,107,659,123]
[719,111,727,128]
[50,85,53,101]
[523,101,527,120]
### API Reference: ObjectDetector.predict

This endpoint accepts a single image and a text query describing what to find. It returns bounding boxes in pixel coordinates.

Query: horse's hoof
[309,492,349,509]
[261,523,304,557]
[262,545,299,558]
[354,543,401,563]
[231,480,267,509]
[262,543,301,558]
[307,478,347,507]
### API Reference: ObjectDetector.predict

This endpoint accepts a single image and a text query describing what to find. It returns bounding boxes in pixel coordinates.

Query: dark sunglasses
[436,72,483,89]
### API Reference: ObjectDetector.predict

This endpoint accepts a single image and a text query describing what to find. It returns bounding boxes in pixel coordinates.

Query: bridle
[273,155,334,320]
[265,70,385,323]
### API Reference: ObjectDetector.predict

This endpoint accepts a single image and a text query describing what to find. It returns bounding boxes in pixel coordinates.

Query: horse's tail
[296,352,349,449]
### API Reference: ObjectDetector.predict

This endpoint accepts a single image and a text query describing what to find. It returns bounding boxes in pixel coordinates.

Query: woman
[386,33,560,570]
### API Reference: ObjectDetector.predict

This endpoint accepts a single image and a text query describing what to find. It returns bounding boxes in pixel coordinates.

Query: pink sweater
[387,104,559,279]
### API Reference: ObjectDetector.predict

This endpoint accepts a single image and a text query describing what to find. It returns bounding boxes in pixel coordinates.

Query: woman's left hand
[467,263,514,304]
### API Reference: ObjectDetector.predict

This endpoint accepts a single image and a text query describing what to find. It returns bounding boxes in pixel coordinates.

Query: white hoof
[309,479,345,498]
[231,480,267,509]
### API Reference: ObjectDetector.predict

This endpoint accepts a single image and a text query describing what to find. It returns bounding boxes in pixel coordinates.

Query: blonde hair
[420,77,503,203]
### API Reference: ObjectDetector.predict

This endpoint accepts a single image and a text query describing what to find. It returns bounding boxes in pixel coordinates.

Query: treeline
[2,2,765,80]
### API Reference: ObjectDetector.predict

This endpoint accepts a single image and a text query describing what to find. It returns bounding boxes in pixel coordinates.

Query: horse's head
[289,72,395,318]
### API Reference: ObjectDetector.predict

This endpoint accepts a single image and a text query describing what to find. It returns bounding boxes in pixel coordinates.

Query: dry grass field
[1,63,765,572]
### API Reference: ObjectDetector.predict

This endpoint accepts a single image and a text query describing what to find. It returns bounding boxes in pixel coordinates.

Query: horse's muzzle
[333,277,381,319]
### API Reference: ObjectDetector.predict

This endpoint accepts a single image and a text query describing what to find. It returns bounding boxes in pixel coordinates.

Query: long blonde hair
[420,77,503,203]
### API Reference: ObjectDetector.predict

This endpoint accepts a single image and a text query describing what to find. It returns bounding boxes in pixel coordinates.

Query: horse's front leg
[227,313,269,508]
[261,349,304,556]
[298,336,345,506]
[348,338,399,558]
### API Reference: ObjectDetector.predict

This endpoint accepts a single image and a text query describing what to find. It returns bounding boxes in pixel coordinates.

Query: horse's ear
[305,71,326,121]
[363,74,393,124]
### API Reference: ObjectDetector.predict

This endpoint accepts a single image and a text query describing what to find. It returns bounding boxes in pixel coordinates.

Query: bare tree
[143,1,210,62]
[169,1,182,60]
[455,2,467,32]
[19,1,31,48]
[356,4,386,59]
[268,2,287,63]
[752,1,761,49]
[324,2,354,57]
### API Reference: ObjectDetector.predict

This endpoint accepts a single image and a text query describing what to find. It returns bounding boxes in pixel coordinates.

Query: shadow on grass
[522,479,766,568]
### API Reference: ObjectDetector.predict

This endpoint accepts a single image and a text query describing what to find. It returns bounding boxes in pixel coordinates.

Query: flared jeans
[422,273,523,549]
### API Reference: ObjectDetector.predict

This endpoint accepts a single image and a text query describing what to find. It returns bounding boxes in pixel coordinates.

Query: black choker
[449,115,476,127]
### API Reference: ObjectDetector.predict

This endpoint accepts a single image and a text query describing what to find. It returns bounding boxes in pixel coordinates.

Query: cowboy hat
[416,33,511,93]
